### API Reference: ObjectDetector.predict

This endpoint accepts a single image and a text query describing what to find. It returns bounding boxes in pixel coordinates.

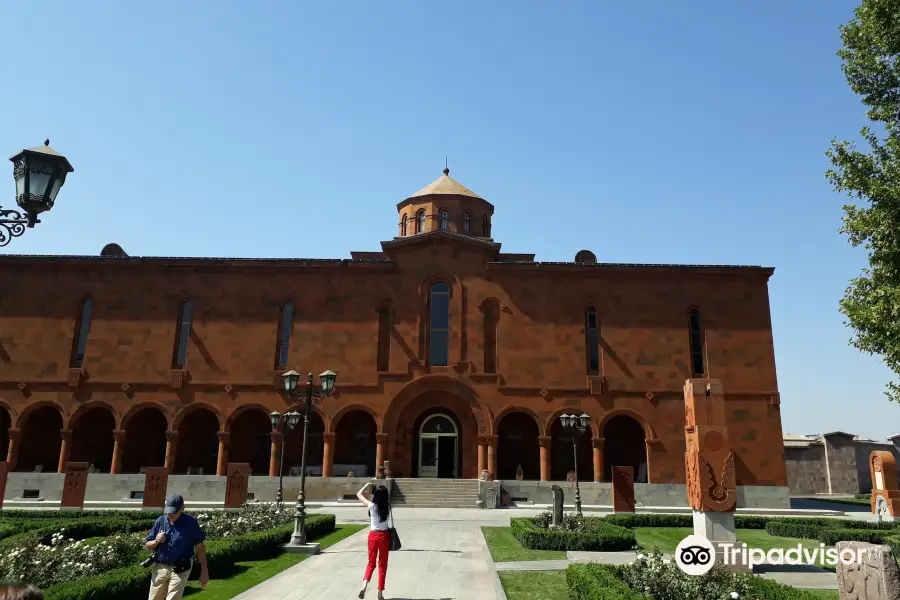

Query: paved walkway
[235,514,505,600]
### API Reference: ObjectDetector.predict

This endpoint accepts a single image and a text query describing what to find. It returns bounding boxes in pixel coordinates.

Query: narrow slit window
[482,215,491,237]
[70,299,94,368]
[401,214,408,236]
[173,301,194,368]
[428,283,450,366]
[689,308,705,375]
[586,307,599,375]
[484,301,499,373]
[377,303,392,372]
[463,212,471,233]
[439,210,449,231]
[277,302,294,368]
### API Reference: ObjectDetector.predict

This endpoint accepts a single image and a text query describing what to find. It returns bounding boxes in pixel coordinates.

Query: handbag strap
[387,498,395,528]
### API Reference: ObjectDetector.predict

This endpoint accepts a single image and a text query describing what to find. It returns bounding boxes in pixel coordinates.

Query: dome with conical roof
[396,168,495,240]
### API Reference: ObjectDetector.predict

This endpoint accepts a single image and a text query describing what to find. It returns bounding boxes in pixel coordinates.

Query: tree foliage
[827,0,900,403]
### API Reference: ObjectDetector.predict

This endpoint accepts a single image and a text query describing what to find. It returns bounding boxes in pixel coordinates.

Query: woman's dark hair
[372,485,390,522]
[0,584,44,600]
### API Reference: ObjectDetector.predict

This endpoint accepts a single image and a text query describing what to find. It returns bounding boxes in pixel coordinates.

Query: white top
[363,499,390,531]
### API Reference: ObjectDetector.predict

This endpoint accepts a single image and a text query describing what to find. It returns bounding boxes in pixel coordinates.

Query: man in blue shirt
[145,494,209,599]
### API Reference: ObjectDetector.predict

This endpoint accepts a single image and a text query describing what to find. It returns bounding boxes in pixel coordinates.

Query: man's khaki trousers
[148,562,191,600]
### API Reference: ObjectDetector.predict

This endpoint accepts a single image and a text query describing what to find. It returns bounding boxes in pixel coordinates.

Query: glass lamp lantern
[10,140,74,226]
[285,411,302,430]
[270,411,282,430]
[281,369,301,392]
[578,414,591,432]
[319,369,337,393]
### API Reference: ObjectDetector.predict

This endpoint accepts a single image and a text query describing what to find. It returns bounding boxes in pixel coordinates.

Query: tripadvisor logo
[675,535,716,576]
[674,534,867,575]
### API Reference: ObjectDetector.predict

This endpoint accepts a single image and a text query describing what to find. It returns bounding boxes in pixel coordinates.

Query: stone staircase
[389,478,480,508]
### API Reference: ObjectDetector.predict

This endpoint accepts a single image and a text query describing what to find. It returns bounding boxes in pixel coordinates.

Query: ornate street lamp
[3,140,74,246]
[269,409,302,511]
[281,368,337,551]
[559,413,591,517]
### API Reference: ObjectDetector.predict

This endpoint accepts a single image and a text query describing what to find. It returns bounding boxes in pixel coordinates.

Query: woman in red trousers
[357,482,391,599]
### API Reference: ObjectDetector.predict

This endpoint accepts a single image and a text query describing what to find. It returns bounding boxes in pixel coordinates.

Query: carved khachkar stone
[684,379,736,512]
[550,484,564,527]
[142,467,168,510]
[870,451,900,521]
[0,462,8,510]
[61,462,89,509]
[224,463,251,509]
[612,466,635,513]
[485,486,499,509]
[836,541,900,600]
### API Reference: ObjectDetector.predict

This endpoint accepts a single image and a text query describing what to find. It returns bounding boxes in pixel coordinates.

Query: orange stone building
[0,169,788,502]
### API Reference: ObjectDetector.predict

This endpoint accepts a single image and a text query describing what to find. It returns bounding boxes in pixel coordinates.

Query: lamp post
[559,413,591,517]
[3,140,74,247]
[281,368,337,550]
[269,409,302,511]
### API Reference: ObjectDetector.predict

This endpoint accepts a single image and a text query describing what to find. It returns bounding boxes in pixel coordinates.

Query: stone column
[322,432,335,477]
[164,431,178,472]
[267,432,280,477]
[539,436,551,482]
[477,437,487,475]
[110,429,127,474]
[486,435,498,478]
[217,432,232,477]
[6,429,21,471]
[592,437,604,483]
[375,433,388,468]
[57,429,72,474]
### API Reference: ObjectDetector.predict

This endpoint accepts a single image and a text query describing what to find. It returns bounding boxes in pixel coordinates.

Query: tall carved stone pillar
[486,435,498,479]
[322,432,335,477]
[538,436,551,482]
[217,432,232,477]
[375,433,388,468]
[110,429,126,474]
[164,431,178,472]
[57,430,72,474]
[477,437,487,475]
[267,432,280,477]
[592,437,604,483]
[6,429,21,471]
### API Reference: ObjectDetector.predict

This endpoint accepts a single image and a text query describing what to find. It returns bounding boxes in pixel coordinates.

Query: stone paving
[233,505,864,599]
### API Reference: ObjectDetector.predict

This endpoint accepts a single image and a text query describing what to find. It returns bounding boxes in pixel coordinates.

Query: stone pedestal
[692,510,751,573]
[282,542,321,555]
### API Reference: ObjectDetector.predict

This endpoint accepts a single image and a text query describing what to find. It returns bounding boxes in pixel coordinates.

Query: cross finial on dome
[444,156,449,176]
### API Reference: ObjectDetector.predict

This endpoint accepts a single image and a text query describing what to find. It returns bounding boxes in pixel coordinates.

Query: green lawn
[636,527,827,557]
[182,524,366,598]
[811,496,871,507]
[481,526,566,562]
[499,571,568,600]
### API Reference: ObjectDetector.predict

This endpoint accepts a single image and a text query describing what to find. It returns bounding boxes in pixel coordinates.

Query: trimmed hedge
[566,564,645,600]
[0,510,159,520]
[44,513,337,600]
[765,520,898,546]
[0,517,157,547]
[510,517,635,552]
[566,562,843,600]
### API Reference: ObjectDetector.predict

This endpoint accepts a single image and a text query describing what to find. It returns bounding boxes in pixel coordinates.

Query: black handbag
[387,500,401,551]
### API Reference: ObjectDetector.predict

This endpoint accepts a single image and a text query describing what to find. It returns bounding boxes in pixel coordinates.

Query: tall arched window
[377,302,392,372]
[428,283,451,366]
[439,210,449,232]
[401,214,408,236]
[276,302,294,368]
[688,308,705,376]
[173,301,194,368]
[484,300,500,373]
[463,212,471,233]
[416,209,426,234]
[585,307,599,375]
[70,298,94,368]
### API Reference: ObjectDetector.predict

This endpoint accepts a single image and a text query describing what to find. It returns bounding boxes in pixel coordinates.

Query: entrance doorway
[418,414,458,478]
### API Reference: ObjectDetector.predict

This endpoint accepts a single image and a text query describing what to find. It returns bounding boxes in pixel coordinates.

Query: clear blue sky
[1,1,895,441]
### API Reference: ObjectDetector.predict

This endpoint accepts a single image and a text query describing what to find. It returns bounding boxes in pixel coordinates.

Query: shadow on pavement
[790,497,869,513]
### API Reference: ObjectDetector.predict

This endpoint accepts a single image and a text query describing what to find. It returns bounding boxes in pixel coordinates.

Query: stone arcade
[0,169,789,508]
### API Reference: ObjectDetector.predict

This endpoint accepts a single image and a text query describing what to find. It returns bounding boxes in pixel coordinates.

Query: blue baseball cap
[164,494,185,514]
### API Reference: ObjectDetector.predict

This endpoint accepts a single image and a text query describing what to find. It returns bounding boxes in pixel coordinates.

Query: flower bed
[510,514,636,552]
[567,551,834,600]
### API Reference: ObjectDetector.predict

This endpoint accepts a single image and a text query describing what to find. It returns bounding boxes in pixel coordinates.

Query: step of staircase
[389,478,480,508]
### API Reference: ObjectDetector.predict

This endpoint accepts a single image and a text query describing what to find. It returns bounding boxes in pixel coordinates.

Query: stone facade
[0,169,788,499]
[784,432,900,496]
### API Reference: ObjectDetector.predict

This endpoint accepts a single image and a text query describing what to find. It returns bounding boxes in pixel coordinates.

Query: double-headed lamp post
[281,368,337,548]
[269,409,302,511]
[3,140,74,247]
[559,413,591,517]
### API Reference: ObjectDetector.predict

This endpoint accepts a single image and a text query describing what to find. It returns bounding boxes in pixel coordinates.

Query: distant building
[784,431,900,496]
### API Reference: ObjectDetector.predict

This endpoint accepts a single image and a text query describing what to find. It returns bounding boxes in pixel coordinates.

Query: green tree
[827,0,900,403]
